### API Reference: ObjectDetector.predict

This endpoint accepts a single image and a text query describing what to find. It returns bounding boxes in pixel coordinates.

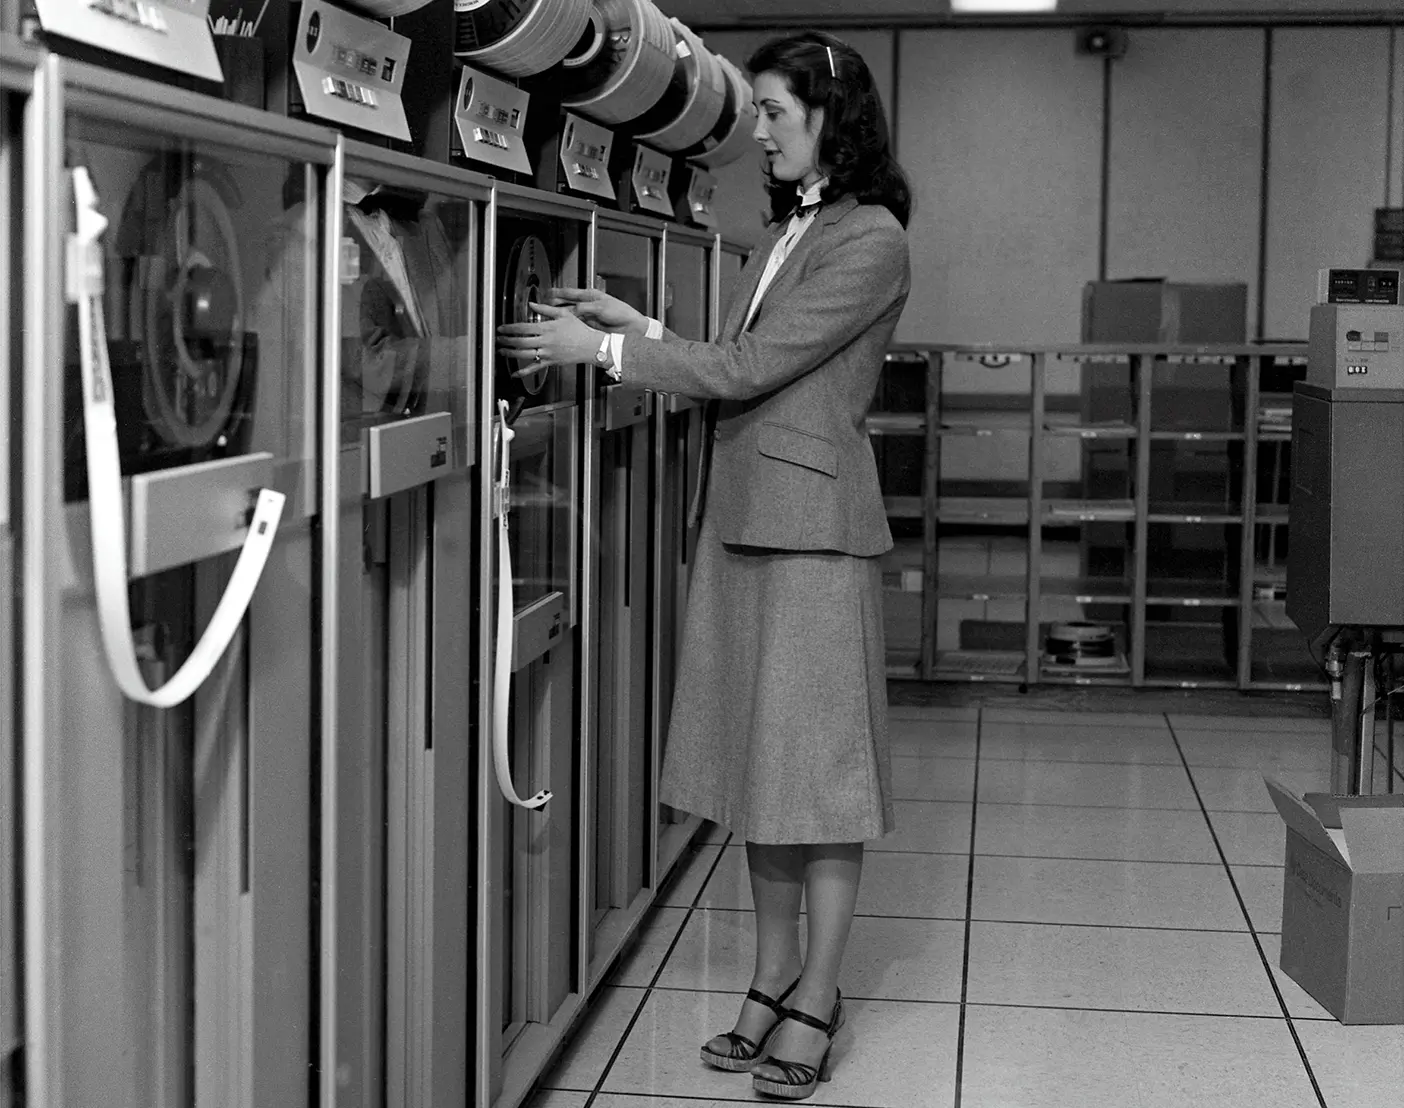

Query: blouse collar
[796,177,828,211]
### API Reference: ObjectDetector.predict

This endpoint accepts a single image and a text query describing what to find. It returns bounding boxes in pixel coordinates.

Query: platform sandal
[699,978,799,1072]
[751,990,845,1101]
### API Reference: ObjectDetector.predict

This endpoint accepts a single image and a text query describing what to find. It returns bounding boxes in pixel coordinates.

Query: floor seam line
[1165,712,1329,1108]
[951,704,982,1108]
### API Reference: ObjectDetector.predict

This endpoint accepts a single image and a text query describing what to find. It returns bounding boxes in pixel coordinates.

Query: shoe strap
[783,990,843,1035]
[745,977,799,1016]
[716,1031,759,1056]
[761,1056,821,1086]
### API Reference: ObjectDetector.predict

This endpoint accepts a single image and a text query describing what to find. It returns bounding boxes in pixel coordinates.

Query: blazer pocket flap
[757,422,838,478]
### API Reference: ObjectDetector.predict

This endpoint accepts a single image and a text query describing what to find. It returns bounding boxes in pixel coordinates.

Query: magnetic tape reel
[633,19,726,154]
[65,155,255,499]
[499,234,555,401]
[693,55,758,170]
[1043,622,1119,665]
[454,0,594,79]
[560,0,674,126]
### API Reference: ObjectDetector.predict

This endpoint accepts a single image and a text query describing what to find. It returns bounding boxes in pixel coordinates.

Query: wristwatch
[593,330,614,371]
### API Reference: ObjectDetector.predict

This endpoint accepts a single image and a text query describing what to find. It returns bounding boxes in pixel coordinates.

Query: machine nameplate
[34,0,223,81]
[454,66,532,175]
[292,0,411,141]
[557,113,615,201]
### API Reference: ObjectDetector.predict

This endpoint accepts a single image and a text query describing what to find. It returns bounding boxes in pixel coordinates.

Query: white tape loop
[493,398,551,809]
[70,166,285,709]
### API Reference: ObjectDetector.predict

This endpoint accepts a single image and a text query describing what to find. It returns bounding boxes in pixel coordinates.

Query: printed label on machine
[454,66,532,175]
[630,145,674,217]
[292,0,412,142]
[33,0,223,81]
[683,166,718,229]
[558,113,616,202]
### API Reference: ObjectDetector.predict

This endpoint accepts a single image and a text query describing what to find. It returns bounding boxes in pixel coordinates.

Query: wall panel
[1105,28,1265,335]
[702,29,895,249]
[895,28,1103,345]
[1263,27,1395,340]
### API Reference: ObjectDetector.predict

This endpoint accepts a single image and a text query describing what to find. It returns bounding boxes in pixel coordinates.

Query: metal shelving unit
[872,341,1324,692]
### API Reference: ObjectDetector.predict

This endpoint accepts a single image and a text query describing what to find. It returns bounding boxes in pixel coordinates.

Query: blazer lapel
[732,196,859,336]
[720,220,788,341]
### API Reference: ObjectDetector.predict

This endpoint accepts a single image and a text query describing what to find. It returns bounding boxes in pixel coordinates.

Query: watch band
[594,330,612,367]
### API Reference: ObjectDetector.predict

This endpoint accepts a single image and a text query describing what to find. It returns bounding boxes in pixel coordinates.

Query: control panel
[33,0,223,81]
[1318,267,1401,306]
[1307,303,1404,390]
[454,66,532,174]
[291,0,412,142]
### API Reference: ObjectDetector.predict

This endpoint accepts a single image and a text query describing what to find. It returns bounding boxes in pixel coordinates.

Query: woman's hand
[549,287,650,336]
[496,301,601,372]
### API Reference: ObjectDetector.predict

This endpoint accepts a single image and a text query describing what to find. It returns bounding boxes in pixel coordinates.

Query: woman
[499,30,911,1101]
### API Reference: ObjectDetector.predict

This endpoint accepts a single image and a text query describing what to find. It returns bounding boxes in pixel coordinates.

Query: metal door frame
[24,57,337,1108]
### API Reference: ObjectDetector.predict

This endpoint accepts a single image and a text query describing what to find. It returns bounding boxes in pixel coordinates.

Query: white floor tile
[966,922,1283,1016]
[603,989,960,1107]
[979,723,1182,765]
[1167,713,1330,734]
[888,703,980,722]
[983,708,1167,728]
[1209,810,1291,866]
[524,1092,590,1108]
[1191,765,1329,813]
[976,802,1219,863]
[889,755,977,802]
[972,856,1247,931]
[978,760,1200,810]
[539,986,647,1091]
[1174,728,1332,772]
[869,800,971,854]
[655,908,964,1005]
[960,1006,1321,1107]
[609,907,690,988]
[889,716,978,757]
[1232,864,1284,935]
[1294,1020,1404,1108]
[590,1097,753,1108]
[659,844,724,908]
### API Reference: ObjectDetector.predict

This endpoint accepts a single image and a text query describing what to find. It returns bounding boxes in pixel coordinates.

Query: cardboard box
[1264,778,1404,1024]
[1081,279,1247,345]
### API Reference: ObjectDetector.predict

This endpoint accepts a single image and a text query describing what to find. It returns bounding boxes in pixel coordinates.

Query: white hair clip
[826,45,836,78]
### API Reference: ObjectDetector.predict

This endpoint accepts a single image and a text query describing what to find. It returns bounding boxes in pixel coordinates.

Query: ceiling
[662,0,1404,29]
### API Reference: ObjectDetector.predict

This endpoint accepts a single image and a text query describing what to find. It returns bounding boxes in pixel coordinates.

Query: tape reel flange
[454,0,595,79]
[345,0,435,15]
[560,0,675,126]
[500,234,554,396]
[693,55,757,169]
[633,19,726,153]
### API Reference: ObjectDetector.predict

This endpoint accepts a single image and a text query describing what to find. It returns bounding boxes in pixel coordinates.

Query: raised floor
[526,689,1403,1108]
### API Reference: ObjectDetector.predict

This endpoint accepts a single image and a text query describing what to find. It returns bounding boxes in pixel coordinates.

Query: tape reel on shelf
[633,18,726,153]
[454,0,594,79]
[560,0,674,126]
[499,234,555,401]
[693,55,758,169]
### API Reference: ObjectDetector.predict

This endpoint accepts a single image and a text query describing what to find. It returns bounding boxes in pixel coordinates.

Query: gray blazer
[622,196,911,557]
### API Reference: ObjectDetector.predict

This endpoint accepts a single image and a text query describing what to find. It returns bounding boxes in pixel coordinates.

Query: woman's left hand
[497,301,600,373]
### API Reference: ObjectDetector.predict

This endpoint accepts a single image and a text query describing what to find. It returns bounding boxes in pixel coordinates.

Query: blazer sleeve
[617,213,909,401]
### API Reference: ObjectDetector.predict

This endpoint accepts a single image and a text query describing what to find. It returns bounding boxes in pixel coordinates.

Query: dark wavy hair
[747,31,912,229]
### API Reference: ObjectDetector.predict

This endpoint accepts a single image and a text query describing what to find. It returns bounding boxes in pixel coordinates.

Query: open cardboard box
[1264,778,1404,1024]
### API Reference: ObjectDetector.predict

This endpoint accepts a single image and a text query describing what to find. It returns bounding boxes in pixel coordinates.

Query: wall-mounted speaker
[1076,26,1128,60]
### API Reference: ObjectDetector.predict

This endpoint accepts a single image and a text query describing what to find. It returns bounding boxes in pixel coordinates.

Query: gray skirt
[658,517,895,844]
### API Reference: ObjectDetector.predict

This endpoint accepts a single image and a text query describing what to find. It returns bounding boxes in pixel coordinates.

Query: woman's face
[752,71,824,186]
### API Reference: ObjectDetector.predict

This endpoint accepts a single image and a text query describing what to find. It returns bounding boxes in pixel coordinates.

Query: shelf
[1044,421,1136,440]
[1041,672,1135,687]
[1044,499,1136,523]
[931,650,1026,682]
[935,574,1027,600]
[866,413,925,435]
[1147,503,1241,524]
[937,497,1029,524]
[1040,576,1134,603]
[1148,430,1245,442]
[937,420,1031,437]
[1146,580,1240,607]
[884,495,924,519]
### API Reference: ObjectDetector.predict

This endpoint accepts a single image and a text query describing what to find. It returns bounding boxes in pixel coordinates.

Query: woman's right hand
[549,287,650,337]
